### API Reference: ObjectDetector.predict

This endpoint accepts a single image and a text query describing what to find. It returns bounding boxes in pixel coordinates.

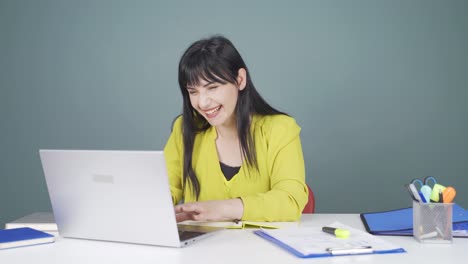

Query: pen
[418,191,427,203]
[327,246,373,255]
[322,226,350,238]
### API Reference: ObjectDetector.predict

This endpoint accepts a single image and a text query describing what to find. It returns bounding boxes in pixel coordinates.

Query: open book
[178,220,299,229]
[254,222,405,258]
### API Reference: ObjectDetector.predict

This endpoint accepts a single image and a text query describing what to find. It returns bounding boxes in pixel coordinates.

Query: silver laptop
[39,149,224,247]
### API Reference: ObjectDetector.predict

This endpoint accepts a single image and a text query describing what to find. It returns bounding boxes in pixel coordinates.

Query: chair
[302,184,315,214]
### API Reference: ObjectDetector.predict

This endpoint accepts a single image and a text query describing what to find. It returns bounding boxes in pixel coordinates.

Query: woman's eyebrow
[203,81,215,87]
[186,80,217,90]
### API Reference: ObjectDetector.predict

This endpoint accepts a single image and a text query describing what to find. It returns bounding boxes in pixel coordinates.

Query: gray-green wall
[1,0,467,226]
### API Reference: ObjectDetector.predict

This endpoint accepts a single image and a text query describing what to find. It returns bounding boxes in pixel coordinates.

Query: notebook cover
[0,227,55,249]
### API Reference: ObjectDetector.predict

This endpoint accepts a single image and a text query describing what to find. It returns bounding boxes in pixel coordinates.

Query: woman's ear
[237,68,247,91]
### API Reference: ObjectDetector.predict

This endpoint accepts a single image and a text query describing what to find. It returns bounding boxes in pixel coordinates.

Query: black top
[220,162,241,181]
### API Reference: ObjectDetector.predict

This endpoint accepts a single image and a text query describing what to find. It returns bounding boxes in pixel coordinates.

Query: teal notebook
[360,203,468,237]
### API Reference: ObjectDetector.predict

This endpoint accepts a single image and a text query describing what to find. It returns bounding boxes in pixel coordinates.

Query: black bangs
[180,49,237,89]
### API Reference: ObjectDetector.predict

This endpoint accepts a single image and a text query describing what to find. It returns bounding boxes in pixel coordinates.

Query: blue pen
[418,191,427,203]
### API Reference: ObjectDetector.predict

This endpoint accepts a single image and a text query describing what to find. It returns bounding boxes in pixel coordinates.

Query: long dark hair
[178,35,286,199]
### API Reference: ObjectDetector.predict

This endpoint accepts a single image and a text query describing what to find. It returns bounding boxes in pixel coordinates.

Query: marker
[420,185,432,203]
[409,183,423,202]
[322,226,350,238]
[442,186,456,203]
[405,184,418,201]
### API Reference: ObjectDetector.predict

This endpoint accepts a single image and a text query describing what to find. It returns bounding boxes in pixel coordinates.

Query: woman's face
[186,69,246,129]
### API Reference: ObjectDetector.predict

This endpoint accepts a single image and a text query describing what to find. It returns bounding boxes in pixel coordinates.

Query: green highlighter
[322,226,350,239]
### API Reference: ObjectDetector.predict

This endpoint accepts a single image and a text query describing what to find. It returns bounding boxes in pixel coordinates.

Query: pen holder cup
[413,201,453,243]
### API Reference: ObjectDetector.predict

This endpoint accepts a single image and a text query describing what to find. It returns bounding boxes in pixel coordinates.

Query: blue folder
[360,203,468,237]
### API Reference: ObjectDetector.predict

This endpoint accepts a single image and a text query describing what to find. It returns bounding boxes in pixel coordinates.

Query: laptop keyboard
[178,230,205,241]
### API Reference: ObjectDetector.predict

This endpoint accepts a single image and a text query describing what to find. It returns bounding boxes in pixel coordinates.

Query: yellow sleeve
[163,116,184,205]
[240,116,308,221]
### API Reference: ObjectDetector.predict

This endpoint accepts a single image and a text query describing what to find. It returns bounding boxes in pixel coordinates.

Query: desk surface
[1,214,466,264]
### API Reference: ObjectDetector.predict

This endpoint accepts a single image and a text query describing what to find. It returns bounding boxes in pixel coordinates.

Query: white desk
[1,214,466,264]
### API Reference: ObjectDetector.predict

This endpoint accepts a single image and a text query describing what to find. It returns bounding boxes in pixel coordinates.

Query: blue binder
[360,203,468,237]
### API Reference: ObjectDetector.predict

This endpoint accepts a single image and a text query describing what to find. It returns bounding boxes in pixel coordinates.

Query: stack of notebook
[360,203,468,237]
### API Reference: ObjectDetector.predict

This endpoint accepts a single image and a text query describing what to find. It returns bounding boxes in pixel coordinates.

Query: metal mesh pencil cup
[413,201,453,243]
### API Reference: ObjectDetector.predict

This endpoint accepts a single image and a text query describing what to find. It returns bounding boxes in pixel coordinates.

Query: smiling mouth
[205,106,221,115]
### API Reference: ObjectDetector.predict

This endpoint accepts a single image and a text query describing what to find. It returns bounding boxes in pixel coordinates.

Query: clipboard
[360,203,468,237]
[253,222,405,258]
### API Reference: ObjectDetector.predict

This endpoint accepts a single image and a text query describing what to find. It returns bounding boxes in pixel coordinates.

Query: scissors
[410,176,456,203]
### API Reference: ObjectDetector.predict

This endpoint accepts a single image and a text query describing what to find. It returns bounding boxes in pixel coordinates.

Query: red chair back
[302,184,315,214]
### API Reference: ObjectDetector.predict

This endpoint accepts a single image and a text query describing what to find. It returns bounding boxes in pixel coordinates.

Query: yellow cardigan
[163,114,308,221]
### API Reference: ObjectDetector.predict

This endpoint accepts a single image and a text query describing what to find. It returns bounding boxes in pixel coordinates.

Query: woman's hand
[174,198,244,222]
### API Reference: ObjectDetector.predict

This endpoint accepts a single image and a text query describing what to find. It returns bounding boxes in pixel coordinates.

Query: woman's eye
[208,86,218,90]
[188,90,197,95]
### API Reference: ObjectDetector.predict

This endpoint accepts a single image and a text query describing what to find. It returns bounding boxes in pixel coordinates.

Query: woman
[164,35,308,222]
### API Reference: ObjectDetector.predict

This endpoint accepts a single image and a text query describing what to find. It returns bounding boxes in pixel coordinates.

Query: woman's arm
[240,115,308,221]
[174,198,244,222]
[163,116,184,205]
